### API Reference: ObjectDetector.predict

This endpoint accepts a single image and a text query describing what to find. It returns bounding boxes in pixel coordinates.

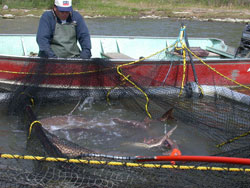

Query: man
[36,0,91,59]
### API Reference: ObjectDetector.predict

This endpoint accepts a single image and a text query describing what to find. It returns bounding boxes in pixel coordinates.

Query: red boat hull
[0,56,249,91]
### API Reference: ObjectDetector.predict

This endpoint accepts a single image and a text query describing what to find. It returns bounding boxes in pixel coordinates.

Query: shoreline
[0,8,250,23]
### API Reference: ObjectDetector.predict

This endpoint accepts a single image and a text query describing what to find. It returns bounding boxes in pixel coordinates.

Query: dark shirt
[36,10,91,58]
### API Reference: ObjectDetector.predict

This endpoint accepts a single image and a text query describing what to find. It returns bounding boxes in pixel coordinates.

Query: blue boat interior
[0,34,236,60]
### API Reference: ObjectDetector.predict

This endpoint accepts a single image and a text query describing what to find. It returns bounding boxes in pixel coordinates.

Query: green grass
[1,0,249,9]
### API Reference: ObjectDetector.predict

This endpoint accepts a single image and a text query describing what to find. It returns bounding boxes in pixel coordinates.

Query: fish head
[39,115,88,132]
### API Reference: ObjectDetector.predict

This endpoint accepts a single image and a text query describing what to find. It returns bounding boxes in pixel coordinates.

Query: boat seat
[101,52,133,59]
[175,47,210,57]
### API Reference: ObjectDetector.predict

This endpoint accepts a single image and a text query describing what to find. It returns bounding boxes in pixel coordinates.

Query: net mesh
[1,28,250,187]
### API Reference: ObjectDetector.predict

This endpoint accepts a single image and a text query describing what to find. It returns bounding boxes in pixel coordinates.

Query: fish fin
[160,108,175,122]
[166,125,177,138]
[68,98,81,115]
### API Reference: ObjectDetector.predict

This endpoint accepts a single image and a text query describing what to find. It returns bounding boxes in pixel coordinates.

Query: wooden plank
[207,52,220,57]
[173,47,220,58]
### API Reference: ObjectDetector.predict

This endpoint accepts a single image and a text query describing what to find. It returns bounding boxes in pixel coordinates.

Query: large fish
[38,101,177,157]
[39,97,94,132]
[112,108,175,128]
[130,125,178,149]
[39,115,89,131]
[45,130,93,158]
[112,118,148,129]
[46,126,179,159]
[126,125,181,161]
[38,99,99,157]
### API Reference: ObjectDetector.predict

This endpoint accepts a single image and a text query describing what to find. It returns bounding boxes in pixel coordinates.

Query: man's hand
[80,49,92,59]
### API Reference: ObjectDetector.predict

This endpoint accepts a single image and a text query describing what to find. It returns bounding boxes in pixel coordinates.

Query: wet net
[0,26,250,187]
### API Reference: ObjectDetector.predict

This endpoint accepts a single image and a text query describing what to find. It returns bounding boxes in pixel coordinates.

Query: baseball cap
[55,0,73,12]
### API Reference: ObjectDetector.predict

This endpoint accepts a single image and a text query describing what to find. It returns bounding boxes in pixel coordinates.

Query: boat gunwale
[0,33,226,41]
[0,54,250,64]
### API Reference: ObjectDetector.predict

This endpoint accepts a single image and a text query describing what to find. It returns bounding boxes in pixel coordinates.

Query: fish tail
[160,108,175,121]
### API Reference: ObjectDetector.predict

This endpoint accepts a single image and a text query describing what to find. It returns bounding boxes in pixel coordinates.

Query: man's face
[54,6,70,20]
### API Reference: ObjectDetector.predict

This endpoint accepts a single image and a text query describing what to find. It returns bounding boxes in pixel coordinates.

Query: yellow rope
[20,92,35,106]
[116,65,152,118]
[178,43,187,97]
[28,121,42,139]
[1,153,249,172]
[0,67,113,76]
[176,26,204,97]
[106,75,130,105]
[179,40,205,96]
[216,130,250,148]
[114,41,178,118]
[0,70,35,75]
[197,84,205,96]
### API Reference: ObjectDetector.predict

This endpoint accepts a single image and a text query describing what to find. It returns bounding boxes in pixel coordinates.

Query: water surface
[0,17,246,47]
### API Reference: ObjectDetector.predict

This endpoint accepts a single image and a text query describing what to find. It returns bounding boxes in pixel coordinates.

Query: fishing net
[0,26,250,187]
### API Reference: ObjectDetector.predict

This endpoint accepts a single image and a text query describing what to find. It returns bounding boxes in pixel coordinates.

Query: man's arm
[74,11,92,59]
[36,11,57,58]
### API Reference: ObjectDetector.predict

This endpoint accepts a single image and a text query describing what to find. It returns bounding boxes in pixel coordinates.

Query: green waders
[51,21,80,58]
